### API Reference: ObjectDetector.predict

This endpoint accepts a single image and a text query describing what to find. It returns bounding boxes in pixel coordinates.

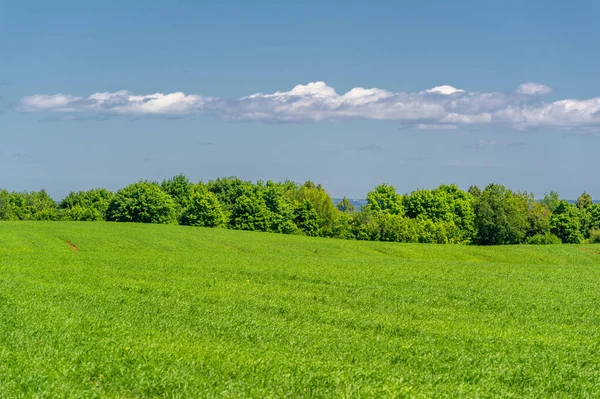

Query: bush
[62,205,104,221]
[106,181,177,224]
[526,233,562,245]
[589,229,600,244]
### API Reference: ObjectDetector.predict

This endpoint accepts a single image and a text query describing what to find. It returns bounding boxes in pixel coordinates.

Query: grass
[0,221,600,398]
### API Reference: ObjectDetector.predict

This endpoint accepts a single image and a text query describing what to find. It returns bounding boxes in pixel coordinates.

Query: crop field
[0,222,599,397]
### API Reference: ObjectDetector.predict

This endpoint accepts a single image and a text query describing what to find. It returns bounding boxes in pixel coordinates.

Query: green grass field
[1,222,599,398]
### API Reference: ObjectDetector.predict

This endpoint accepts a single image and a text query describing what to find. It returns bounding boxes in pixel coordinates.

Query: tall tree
[365,184,404,215]
[550,201,583,244]
[106,181,177,224]
[474,183,529,245]
[336,197,356,214]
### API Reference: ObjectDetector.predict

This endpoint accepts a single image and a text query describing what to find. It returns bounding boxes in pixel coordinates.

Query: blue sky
[1,0,599,199]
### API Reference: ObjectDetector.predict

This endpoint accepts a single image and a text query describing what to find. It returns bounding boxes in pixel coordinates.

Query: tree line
[1,175,599,245]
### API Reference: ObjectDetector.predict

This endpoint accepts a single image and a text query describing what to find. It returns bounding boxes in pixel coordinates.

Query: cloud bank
[18,81,600,129]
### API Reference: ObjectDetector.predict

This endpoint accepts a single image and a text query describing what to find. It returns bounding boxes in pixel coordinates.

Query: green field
[1,222,599,398]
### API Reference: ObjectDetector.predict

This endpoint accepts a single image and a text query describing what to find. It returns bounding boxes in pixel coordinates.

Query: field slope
[1,222,599,397]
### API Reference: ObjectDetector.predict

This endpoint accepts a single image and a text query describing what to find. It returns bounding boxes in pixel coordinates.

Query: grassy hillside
[0,222,599,398]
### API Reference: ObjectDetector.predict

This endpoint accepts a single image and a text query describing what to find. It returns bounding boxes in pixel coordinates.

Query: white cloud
[20,94,83,112]
[18,81,600,129]
[20,91,212,115]
[516,82,552,96]
[426,85,465,95]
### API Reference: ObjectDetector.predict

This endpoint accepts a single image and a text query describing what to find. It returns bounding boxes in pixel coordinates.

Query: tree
[404,185,475,243]
[207,177,252,211]
[161,174,193,209]
[577,192,593,210]
[375,213,420,243]
[588,204,600,232]
[228,194,270,232]
[365,184,404,215]
[0,190,15,220]
[288,181,338,236]
[474,184,529,245]
[513,191,551,238]
[59,188,113,218]
[262,182,296,234]
[331,212,355,239]
[468,185,482,198]
[62,205,104,221]
[180,187,226,227]
[550,201,583,244]
[2,190,59,221]
[106,181,177,224]
[336,197,356,213]
[576,193,595,238]
[540,191,561,213]
[293,200,320,236]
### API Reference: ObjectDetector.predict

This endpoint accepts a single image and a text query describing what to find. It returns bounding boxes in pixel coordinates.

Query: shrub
[589,229,600,244]
[62,205,104,221]
[526,233,562,245]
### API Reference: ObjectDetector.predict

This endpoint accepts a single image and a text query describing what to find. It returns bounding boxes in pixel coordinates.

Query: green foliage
[336,197,356,213]
[229,194,270,232]
[375,213,421,243]
[352,211,421,243]
[588,204,600,232]
[589,229,600,244]
[288,181,338,236]
[468,185,482,197]
[262,182,297,234]
[514,191,552,238]
[180,186,226,228]
[207,177,251,211]
[62,205,104,221]
[0,190,16,220]
[579,200,599,238]
[540,190,561,212]
[576,192,593,210]
[59,188,113,218]
[474,184,529,245]
[526,232,562,245]
[106,181,177,224]
[352,210,381,241]
[550,201,583,244]
[293,200,320,236]
[0,176,596,247]
[0,189,58,221]
[365,183,404,215]
[160,174,193,209]
[417,220,463,244]
[404,184,475,243]
[331,212,355,239]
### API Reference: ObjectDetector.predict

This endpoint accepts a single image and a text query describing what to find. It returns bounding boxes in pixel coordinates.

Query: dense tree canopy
[1,175,597,246]
[474,184,529,245]
[106,182,177,224]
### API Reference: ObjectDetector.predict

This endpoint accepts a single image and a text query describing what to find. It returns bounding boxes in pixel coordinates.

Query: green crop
[0,222,599,397]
